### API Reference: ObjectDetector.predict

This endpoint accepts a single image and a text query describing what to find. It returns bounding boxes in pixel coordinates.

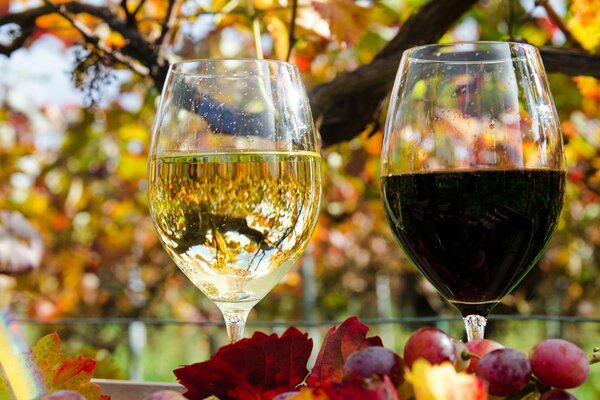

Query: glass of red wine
[380,42,566,341]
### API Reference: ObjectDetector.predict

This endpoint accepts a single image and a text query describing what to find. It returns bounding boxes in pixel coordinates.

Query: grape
[41,391,86,400]
[452,339,469,372]
[403,327,456,369]
[272,392,299,400]
[475,348,531,397]
[540,389,577,400]
[529,339,589,389]
[465,338,504,373]
[143,390,186,400]
[343,346,405,386]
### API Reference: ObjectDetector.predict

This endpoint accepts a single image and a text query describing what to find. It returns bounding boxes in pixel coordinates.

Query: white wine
[149,151,321,305]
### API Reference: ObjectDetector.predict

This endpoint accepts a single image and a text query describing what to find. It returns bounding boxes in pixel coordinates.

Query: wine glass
[380,42,566,341]
[148,59,322,343]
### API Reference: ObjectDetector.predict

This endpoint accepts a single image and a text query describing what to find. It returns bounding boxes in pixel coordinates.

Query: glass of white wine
[148,59,322,343]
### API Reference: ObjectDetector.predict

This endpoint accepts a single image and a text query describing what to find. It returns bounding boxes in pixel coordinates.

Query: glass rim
[168,58,298,77]
[404,41,539,63]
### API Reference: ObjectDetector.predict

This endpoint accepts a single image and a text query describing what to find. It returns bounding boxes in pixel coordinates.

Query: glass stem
[463,314,487,341]
[221,308,252,343]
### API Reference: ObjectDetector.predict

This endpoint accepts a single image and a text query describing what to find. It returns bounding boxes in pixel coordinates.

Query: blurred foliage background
[0,0,600,383]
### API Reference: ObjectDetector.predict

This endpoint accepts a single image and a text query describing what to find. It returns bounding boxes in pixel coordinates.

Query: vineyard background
[1,0,600,392]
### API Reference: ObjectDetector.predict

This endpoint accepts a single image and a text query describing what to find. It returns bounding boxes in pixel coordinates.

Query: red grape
[475,348,531,397]
[343,346,405,386]
[452,339,469,372]
[530,339,589,389]
[465,338,504,373]
[41,391,86,400]
[403,327,456,369]
[540,389,577,400]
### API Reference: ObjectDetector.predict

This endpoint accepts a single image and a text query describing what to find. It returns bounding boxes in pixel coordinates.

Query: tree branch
[536,0,584,50]
[44,0,149,75]
[120,0,137,28]
[309,0,480,147]
[156,0,179,47]
[286,0,298,61]
[540,47,600,78]
[0,1,167,88]
[4,0,600,149]
[132,0,148,17]
[307,0,600,147]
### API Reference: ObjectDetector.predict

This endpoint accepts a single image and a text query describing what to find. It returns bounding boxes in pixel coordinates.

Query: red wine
[381,169,565,316]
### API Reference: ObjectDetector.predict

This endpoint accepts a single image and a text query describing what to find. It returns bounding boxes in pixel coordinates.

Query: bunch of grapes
[315,327,594,400]
[358,327,594,399]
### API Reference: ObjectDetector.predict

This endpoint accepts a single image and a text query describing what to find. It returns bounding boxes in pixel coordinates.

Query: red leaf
[53,356,96,387]
[26,333,108,400]
[174,327,313,400]
[306,317,383,387]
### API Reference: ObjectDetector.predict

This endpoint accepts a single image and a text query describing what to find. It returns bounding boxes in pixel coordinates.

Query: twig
[286,0,298,61]
[120,0,136,27]
[131,0,148,17]
[536,0,584,50]
[246,0,263,59]
[0,1,163,86]
[156,0,179,47]
[43,0,149,76]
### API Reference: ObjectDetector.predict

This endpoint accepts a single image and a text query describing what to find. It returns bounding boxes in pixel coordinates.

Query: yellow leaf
[117,154,147,181]
[312,0,372,45]
[36,14,81,41]
[117,123,147,141]
[405,359,487,400]
[253,0,275,9]
[568,0,600,52]
[105,31,126,48]
[265,15,289,60]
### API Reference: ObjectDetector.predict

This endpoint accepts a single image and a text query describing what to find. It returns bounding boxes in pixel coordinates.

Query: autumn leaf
[30,332,63,388]
[312,0,372,45]
[568,0,600,52]
[306,317,383,387]
[405,359,487,400]
[174,327,313,400]
[265,15,290,60]
[35,13,94,46]
[27,333,108,400]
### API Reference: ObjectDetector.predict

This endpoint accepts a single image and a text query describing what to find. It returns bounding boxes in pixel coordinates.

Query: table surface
[93,379,184,400]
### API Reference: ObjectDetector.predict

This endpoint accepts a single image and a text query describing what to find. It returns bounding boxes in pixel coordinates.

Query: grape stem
[530,374,550,393]
[460,350,480,361]
[589,348,600,364]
